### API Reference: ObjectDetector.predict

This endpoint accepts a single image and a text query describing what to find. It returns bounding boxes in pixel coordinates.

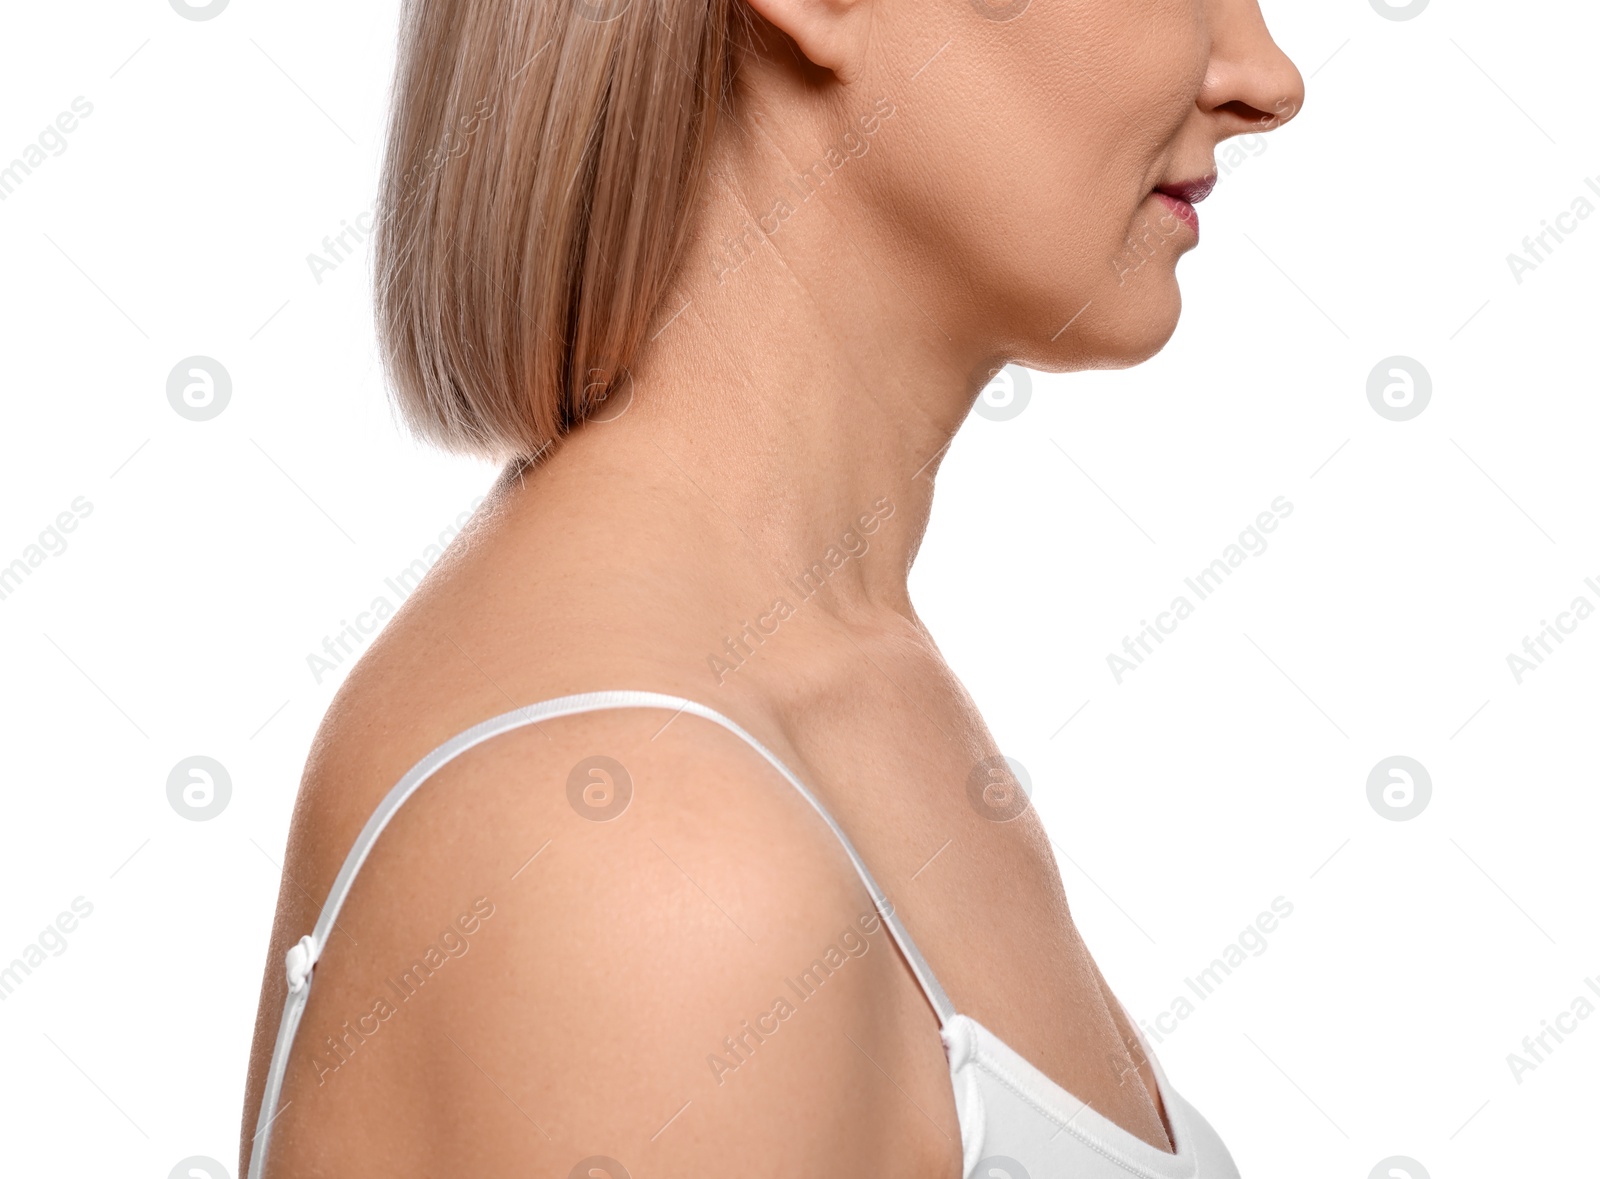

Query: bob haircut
[375,0,750,461]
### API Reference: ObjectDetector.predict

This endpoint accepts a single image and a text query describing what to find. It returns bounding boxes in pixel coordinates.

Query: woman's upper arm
[254,709,959,1178]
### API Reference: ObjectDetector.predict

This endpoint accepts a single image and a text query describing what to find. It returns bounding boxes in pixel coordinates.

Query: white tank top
[247,691,1240,1179]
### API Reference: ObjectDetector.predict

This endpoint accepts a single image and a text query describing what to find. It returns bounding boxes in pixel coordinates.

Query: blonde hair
[375,0,747,460]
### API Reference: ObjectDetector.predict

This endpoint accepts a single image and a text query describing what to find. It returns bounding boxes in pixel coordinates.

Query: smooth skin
[242,0,1303,1175]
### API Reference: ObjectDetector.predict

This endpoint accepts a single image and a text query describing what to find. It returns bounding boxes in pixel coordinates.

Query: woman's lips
[1150,174,1217,241]
[1154,191,1201,237]
[1157,175,1218,205]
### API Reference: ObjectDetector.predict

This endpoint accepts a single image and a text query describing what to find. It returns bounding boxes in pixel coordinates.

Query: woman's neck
[535,106,987,625]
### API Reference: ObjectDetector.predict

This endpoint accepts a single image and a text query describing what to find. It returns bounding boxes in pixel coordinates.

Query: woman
[243,0,1303,1175]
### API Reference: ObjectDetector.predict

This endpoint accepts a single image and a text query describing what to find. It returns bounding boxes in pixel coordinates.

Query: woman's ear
[741,0,872,81]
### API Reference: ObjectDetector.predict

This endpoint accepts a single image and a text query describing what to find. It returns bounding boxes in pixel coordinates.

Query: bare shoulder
[247,699,959,1178]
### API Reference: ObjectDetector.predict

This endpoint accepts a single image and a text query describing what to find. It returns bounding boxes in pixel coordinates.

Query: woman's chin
[1106,305,1183,368]
[1035,281,1183,373]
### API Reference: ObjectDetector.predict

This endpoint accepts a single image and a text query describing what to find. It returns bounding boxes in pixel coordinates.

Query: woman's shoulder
[249,601,959,1176]
[254,695,961,1177]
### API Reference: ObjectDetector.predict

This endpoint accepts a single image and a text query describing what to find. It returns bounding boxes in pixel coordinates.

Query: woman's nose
[1200,0,1307,140]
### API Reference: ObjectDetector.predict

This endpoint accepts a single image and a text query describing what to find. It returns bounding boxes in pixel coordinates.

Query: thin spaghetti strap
[247,689,956,1179]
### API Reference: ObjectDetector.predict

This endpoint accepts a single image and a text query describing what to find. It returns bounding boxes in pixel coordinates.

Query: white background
[1,1,1595,1176]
